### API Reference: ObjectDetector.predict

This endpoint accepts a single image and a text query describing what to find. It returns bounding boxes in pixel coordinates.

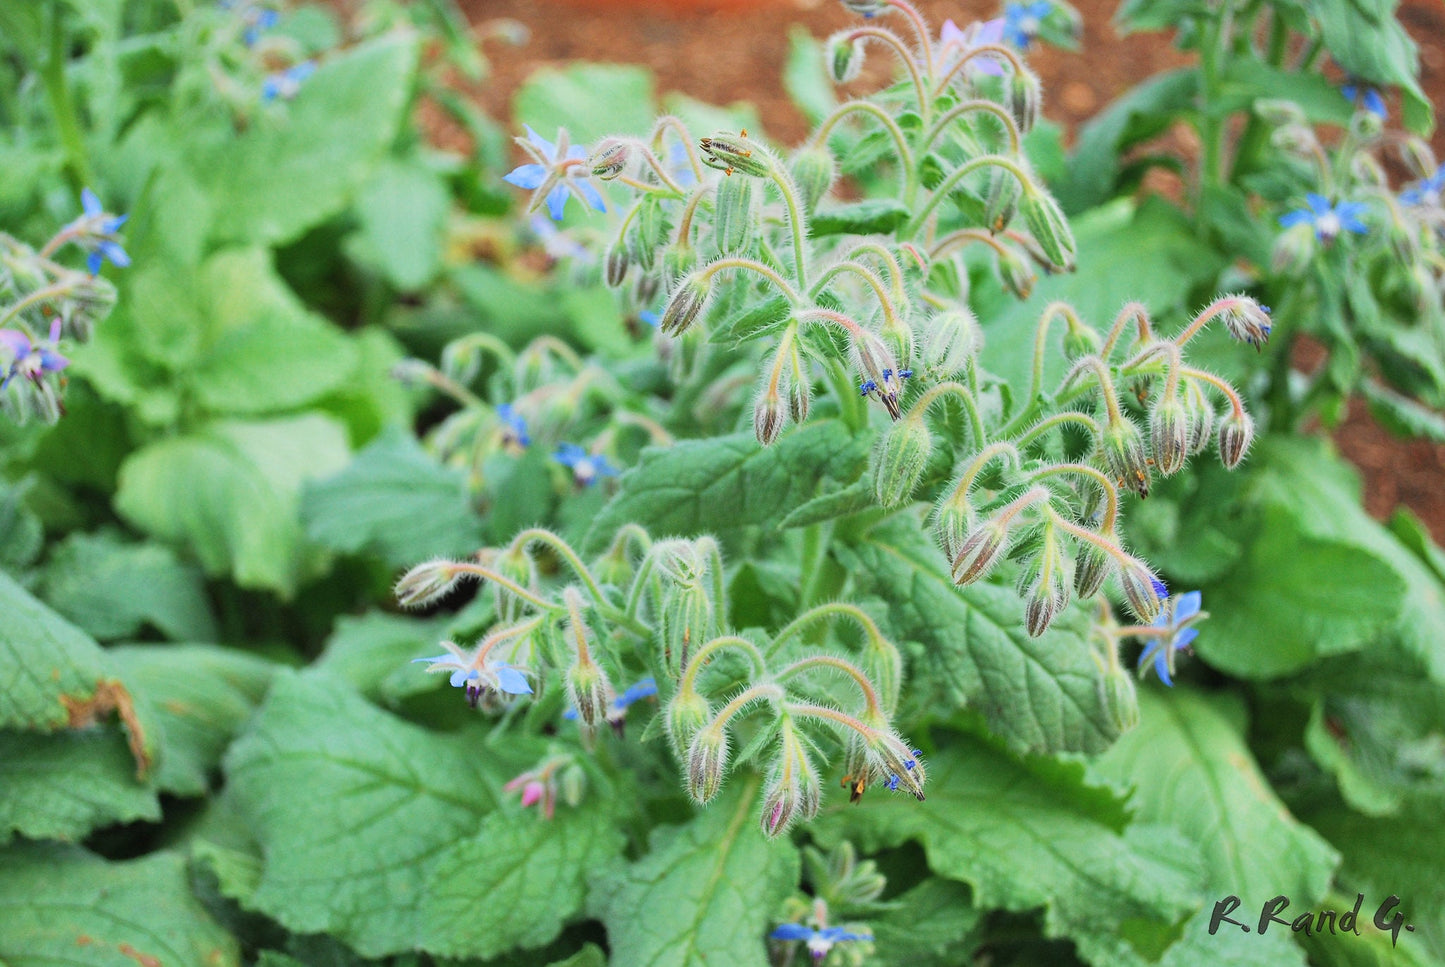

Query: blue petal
[0,330,31,355]
[1173,626,1200,651]
[544,183,570,221]
[1337,203,1370,233]
[639,310,660,328]
[592,455,620,478]
[103,214,128,232]
[555,442,586,467]
[578,179,607,214]
[1278,209,1314,228]
[503,163,547,190]
[87,251,103,275]
[562,707,579,720]
[1137,639,1163,670]
[1173,590,1203,622]
[411,654,454,664]
[1153,651,1174,687]
[495,666,533,695]
[1341,83,1359,102]
[38,350,69,372]
[523,124,557,160]
[449,668,471,687]
[82,188,103,216]
[1305,193,1332,215]
[770,924,816,941]
[100,241,131,268]
[616,677,658,709]
[818,927,872,942]
[1364,88,1387,118]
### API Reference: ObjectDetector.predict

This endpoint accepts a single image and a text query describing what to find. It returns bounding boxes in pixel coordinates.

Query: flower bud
[790,145,836,215]
[921,308,981,379]
[1254,98,1306,127]
[951,518,1011,586]
[1072,540,1112,599]
[661,578,717,676]
[1062,320,1103,361]
[994,243,1037,300]
[635,197,669,271]
[1008,66,1043,134]
[1217,296,1272,349]
[686,726,729,804]
[699,130,773,178]
[1349,107,1384,142]
[659,272,713,335]
[560,762,588,807]
[852,329,904,419]
[1271,223,1316,275]
[1119,557,1166,623]
[1020,186,1077,271]
[487,546,539,623]
[1350,151,1387,188]
[754,390,785,446]
[714,171,756,255]
[786,348,811,423]
[870,416,933,508]
[589,138,630,180]
[1101,416,1152,497]
[1150,395,1191,476]
[932,489,974,561]
[1098,663,1140,733]
[1217,409,1254,469]
[566,656,616,733]
[605,239,630,288]
[665,688,713,760]
[879,316,916,374]
[863,726,925,800]
[394,559,464,609]
[1400,136,1437,180]
[760,727,821,838]
[826,31,866,83]
[985,167,1021,233]
[1019,534,1070,637]
[1184,387,1215,455]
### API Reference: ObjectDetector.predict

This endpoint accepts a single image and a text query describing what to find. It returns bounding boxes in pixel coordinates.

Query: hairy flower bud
[1019,533,1070,637]
[560,762,587,807]
[754,390,785,446]
[661,580,717,676]
[1062,320,1103,361]
[952,518,1011,586]
[589,138,630,180]
[605,239,630,288]
[699,130,773,178]
[1008,66,1043,134]
[932,489,974,561]
[1400,136,1438,180]
[1099,663,1140,733]
[566,656,615,733]
[1184,387,1215,456]
[1150,395,1191,476]
[1072,540,1112,599]
[863,726,925,800]
[660,272,713,335]
[1254,98,1307,127]
[1019,186,1077,271]
[790,145,836,214]
[714,171,756,255]
[760,726,821,838]
[1101,416,1152,497]
[870,416,933,507]
[994,242,1037,300]
[686,726,729,804]
[826,30,866,83]
[1119,557,1166,623]
[921,308,981,379]
[862,636,903,717]
[1217,409,1255,469]
[985,167,1022,233]
[394,558,464,609]
[786,348,811,423]
[665,688,713,760]
[1217,296,1272,350]
[487,546,539,623]
[852,329,904,419]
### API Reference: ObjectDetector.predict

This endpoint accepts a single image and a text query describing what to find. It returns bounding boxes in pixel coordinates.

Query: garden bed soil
[455,0,1445,540]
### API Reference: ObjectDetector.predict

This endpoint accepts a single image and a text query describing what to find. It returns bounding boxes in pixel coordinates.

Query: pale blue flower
[555,442,619,486]
[504,125,607,221]
[412,641,533,707]
[77,188,129,275]
[770,923,873,961]
[1137,590,1203,687]
[563,676,657,730]
[497,403,530,447]
[1278,193,1369,242]
[1341,81,1387,119]
[1003,1,1051,49]
[1,320,68,390]
[940,17,1006,76]
[262,60,315,101]
[1401,163,1444,209]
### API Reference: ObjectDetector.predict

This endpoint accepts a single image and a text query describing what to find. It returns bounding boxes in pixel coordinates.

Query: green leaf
[225,669,622,958]
[838,516,1126,755]
[313,609,455,703]
[301,427,485,567]
[0,572,153,772]
[812,735,1199,967]
[589,779,800,967]
[1312,0,1432,135]
[1095,689,1339,905]
[188,248,361,416]
[109,644,275,797]
[115,415,351,596]
[40,531,217,642]
[350,158,451,291]
[513,63,657,148]
[1361,381,1445,443]
[203,33,421,245]
[1300,794,1445,962]
[1295,643,1445,816]
[1157,903,1308,967]
[0,844,240,967]
[868,878,983,966]
[809,199,912,237]
[0,475,43,572]
[0,729,160,844]
[783,26,837,126]
[585,420,869,551]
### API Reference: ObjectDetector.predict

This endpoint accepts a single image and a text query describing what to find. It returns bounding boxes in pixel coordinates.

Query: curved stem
[904,154,1032,237]
[451,562,557,611]
[651,114,705,181]
[921,99,1022,156]
[630,137,688,195]
[1101,301,1155,358]
[1172,295,1247,348]
[1001,301,1081,436]
[680,635,770,695]
[473,616,546,664]
[508,529,606,607]
[1009,410,1103,449]
[769,166,811,289]
[0,281,71,333]
[700,257,803,304]
[845,242,908,304]
[948,441,1022,500]
[1180,366,1246,417]
[1030,462,1121,531]
[909,379,985,446]
[846,26,930,123]
[775,655,881,719]
[707,682,785,732]
[812,100,914,196]
[809,261,900,328]
[933,43,1027,99]
[1062,356,1123,424]
[884,0,935,79]
[782,701,880,741]
[767,601,886,659]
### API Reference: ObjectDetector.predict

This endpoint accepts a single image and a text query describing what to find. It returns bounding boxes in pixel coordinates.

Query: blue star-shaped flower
[1401,163,1445,209]
[1137,590,1203,687]
[0,320,69,390]
[412,641,533,707]
[1278,193,1369,242]
[262,60,316,101]
[77,188,130,275]
[1003,1,1051,49]
[555,442,619,486]
[504,125,607,221]
[496,403,531,447]
[770,923,873,962]
[1341,81,1387,119]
